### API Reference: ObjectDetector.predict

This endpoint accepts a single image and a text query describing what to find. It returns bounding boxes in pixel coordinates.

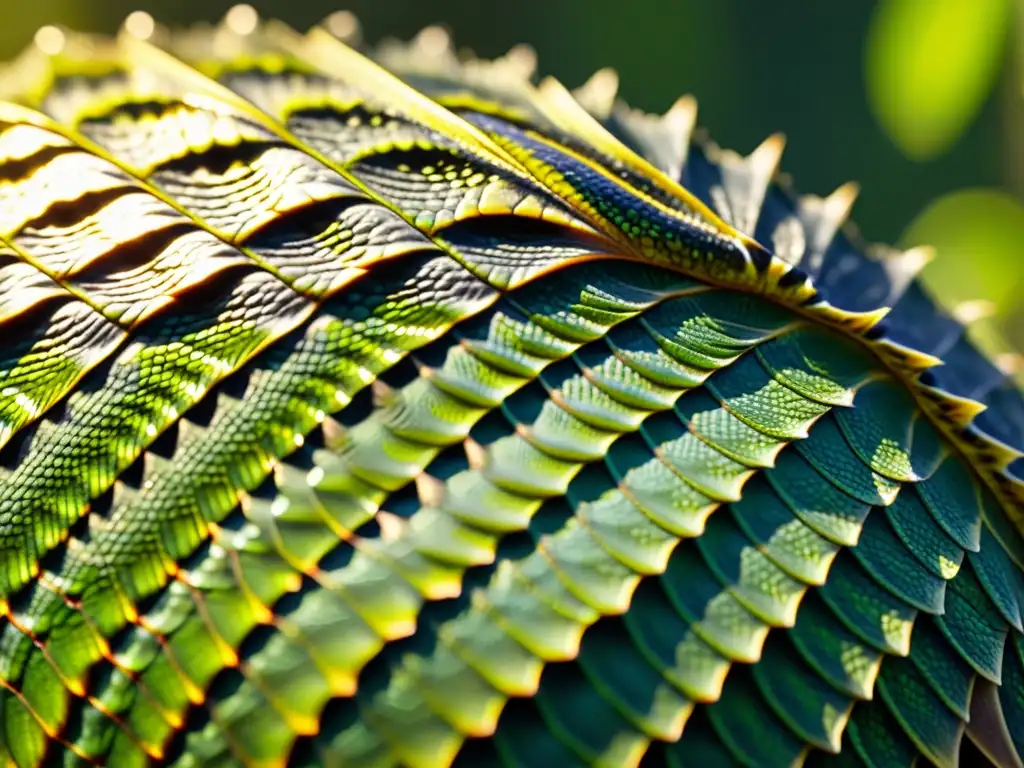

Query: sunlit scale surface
[0,7,1022,768]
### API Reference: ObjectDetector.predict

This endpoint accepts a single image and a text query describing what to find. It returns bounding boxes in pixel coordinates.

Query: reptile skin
[0,10,1022,768]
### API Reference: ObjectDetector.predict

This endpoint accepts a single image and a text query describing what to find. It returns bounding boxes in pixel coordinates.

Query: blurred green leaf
[866,0,1010,161]
[903,188,1024,313]
[901,188,1024,358]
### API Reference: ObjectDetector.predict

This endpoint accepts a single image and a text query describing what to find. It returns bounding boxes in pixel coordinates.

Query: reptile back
[0,10,1022,768]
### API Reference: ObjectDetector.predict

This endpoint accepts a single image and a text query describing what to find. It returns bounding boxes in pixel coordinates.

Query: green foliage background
[3,0,1021,361]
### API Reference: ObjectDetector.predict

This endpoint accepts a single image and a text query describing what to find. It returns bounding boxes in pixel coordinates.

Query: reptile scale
[0,7,1022,767]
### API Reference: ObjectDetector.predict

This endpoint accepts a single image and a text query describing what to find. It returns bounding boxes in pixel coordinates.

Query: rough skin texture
[0,10,1023,768]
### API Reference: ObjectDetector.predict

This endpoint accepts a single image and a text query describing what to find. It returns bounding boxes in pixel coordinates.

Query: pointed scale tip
[750,132,786,175]
[463,437,487,470]
[996,353,1024,376]
[951,299,998,325]
[804,296,892,336]
[874,245,937,308]
[224,4,260,36]
[415,473,445,508]
[851,304,892,333]
[668,94,698,119]
[888,244,936,279]
[321,415,346,449]
[122,11,155,41]
[323,11,361,42]
[664,95,698,151]
[502,43,538,79]
[33,25,66,56]
[901,345,946,373]
[142,450,171,479]
[905,244,937,266]
[572,67,620,117]
[370,378,396,409]
[654,94,698,138]
[111,479,138,509]
[715,132,788,235]
[932,390,989,424]
[606,94,697,186]
[414,25,452,57]
[375,510,405,541]
[175,417,207,449]
[824,181,860,223]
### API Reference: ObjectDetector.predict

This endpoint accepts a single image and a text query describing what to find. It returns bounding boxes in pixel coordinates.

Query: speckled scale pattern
[0,10,1021,768]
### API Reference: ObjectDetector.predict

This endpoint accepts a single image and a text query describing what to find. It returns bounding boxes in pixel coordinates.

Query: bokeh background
[3,0,1022,365]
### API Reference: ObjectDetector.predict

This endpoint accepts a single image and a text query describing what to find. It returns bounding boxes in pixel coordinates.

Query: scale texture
[0,10,1023,768]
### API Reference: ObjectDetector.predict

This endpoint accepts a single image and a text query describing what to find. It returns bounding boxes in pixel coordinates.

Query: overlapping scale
[0,8,1020,768]
[0,107,322,595]
[0,243,123,452]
